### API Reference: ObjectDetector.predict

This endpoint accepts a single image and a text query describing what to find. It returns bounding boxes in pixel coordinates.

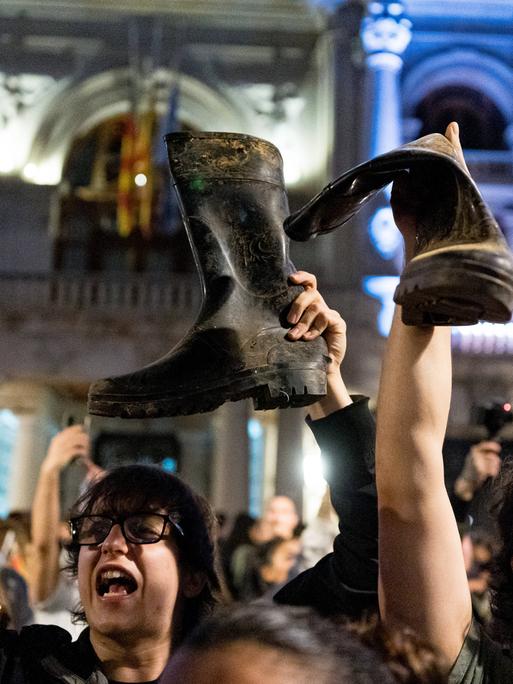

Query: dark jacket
[0,625,105,683]
[274,396,378,618]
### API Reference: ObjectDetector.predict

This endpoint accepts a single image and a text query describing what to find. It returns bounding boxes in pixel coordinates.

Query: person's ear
[181,570,206,598]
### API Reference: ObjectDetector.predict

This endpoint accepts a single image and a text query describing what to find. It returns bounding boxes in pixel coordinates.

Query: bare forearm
[377,307,451,502]
[30,463,62,602]
[376,307,471,667]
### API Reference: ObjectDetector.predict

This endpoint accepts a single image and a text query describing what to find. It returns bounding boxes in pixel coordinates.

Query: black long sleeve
[274,396,378,618]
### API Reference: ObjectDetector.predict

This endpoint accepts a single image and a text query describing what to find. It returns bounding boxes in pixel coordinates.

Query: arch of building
[23,68,250,184]
[402,48,513,141]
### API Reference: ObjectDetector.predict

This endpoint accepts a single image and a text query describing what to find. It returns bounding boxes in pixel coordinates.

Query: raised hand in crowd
[377,122,513,680]
[454,440,502,502]
[30,424,102,604]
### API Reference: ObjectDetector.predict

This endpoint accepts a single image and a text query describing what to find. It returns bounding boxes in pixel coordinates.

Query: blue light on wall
[368,206,402,260]
[248,417,264,518]
[363,275,399,336]
[363,275,513,353]
[0,409,19,519]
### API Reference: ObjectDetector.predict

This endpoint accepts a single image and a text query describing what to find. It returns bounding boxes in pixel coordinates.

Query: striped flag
[135,108,156,238]
[116,108,157,238]
[117,114,137,237]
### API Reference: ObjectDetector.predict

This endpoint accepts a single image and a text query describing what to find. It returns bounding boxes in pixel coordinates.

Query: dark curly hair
[65,464,220,642]
[488,457,513,646]
[163,605,445,683]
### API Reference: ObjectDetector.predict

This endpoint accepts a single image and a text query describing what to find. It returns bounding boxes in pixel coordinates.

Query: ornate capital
[361,2,412,58]
[0,72,55,131]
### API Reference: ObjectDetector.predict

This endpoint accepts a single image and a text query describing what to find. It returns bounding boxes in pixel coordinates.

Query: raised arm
[30,425,93,603]
[376,123,472,670]
[274,272,378,617]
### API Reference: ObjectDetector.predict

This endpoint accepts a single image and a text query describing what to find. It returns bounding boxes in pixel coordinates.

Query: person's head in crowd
[470,528,495,569]
[223,512,256,551]
[0,512,32,578]
[256,536,302,587]
[66,464,220,652]
[162,604,446,684]
[248,516,274,544]
[262,495,300,540]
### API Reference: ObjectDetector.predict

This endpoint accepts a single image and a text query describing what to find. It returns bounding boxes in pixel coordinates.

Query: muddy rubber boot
[88,132,328,418]
[284,133,513,326]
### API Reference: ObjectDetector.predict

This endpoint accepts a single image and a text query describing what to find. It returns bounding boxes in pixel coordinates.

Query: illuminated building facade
[0,0,512,517]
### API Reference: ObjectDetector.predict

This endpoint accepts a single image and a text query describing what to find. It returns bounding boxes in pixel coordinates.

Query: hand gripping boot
[88,132,328,418]
[284,133,513,326]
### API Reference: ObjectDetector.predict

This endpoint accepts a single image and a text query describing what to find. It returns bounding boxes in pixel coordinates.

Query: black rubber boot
[88,132,328,418]
[284,133,513,326]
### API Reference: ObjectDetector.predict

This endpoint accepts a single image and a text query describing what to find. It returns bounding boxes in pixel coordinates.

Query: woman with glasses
[0,464,218,684]
[65,464,218,682]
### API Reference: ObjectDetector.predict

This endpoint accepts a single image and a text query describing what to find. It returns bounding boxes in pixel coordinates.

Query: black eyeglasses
[69,512,184,546]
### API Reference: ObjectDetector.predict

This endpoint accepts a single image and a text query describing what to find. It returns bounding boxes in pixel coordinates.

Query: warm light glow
[303,429,328,523]
[134,173,147,187]
[0,158,15,174]
[0,125,26,174]
[271,129,304,186]
[22,159,61,185]
[22,163,38,180]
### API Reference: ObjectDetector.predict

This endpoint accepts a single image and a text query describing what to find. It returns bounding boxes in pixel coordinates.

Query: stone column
[210,400,250,517]
[360,2,412,274]
[360,1,412,158]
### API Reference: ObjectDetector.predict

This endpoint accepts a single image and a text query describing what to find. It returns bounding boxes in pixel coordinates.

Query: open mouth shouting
[96,568,138,599]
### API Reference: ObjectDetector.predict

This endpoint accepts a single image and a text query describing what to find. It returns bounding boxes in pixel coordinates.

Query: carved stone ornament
[0,72,55,130]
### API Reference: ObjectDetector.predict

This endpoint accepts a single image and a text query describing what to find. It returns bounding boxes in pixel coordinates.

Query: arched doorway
[415,85,507,150]
[54,112,195,273]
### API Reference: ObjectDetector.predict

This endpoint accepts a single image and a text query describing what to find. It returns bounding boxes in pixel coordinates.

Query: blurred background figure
[218,512,256,598]
[227,496,302,601]
[467,528,496,625]
[236,536,303,603]
[262,496,300,541]
[0,513,34,631]
[299,487,339,571]
[452,440,502,511]
[452,440,503,627]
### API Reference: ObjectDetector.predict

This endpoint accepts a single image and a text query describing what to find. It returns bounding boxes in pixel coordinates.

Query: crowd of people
[0,122,511,682]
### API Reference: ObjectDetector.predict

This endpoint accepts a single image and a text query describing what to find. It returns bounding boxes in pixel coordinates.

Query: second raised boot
[88,132,328,418]
[284,132,513,326]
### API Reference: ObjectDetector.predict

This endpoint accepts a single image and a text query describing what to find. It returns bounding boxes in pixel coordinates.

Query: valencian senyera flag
[117,108,157,238]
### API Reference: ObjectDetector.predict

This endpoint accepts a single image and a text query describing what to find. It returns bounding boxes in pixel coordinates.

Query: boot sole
[395,250,513,326]
[88,364,327,418]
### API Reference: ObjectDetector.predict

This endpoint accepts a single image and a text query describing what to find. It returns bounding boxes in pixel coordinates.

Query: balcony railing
[465,150,513,184]
[0,272,202,318]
